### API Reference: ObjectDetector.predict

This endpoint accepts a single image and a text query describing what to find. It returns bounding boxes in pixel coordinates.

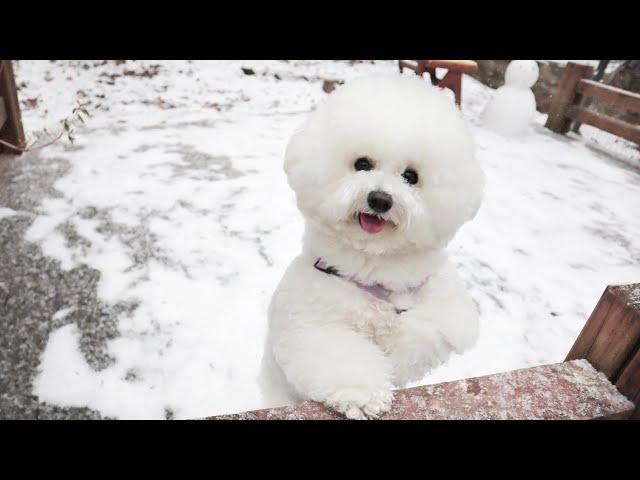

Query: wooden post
[544,62,594,134]
[437,70,463,106]
[566,283,640,418]
[397,60,477,108]
[0,60,26,154]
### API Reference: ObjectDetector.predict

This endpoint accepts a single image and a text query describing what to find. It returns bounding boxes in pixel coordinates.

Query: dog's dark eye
[402,168,419,185]
[354,157,373,171]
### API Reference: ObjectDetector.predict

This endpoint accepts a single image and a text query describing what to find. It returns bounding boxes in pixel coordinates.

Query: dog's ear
[431,163,485,247]
[283,107,328,179]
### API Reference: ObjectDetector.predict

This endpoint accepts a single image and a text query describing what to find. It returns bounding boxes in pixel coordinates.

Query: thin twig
[0,129,65,153]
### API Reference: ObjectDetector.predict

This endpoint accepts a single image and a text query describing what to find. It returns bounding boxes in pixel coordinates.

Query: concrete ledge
[208,359,634,420]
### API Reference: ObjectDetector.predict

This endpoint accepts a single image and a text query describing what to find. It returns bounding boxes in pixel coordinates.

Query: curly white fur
[259,75,485,419]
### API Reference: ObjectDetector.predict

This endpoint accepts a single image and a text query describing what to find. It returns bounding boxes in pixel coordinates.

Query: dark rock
[322,79,343,94]
[241,67,255,76]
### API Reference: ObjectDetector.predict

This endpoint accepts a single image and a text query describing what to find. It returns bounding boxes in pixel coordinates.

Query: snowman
[482,60,539,137]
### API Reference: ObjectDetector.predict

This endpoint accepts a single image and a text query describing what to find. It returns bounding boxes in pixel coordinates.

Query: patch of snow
[52,307,75,321]
[0,207,19,220]
[33,323,156,419]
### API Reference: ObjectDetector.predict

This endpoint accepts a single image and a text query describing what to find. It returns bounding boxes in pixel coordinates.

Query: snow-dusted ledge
[207,359,633,420]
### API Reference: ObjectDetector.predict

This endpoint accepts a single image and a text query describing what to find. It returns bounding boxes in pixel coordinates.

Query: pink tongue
[359,212,386,234]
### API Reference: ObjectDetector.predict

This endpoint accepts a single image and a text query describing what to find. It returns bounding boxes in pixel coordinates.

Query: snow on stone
[14,60,640,419]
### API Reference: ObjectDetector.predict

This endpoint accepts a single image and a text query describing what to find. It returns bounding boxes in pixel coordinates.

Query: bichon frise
[260,74,485,419]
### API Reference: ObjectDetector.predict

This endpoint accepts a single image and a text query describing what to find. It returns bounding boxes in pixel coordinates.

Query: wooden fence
[0,60,26,154]
[208,283,640,420]
[545,62,640,145]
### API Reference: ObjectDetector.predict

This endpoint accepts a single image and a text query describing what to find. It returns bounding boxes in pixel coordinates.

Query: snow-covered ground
[8,60,640,419]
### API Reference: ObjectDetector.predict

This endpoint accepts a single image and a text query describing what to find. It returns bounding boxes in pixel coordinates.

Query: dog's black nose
[367,191,393,213]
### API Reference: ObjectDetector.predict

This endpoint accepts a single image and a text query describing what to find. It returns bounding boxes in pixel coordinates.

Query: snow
[33,323,154,419]
[52,307,75,321]
[483,60,538,137]
[11,60,640,419]
[505,60,539,88]
[0,207,20,220]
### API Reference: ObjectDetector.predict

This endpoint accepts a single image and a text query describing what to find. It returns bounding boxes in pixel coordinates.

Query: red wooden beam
[208,360,634,420]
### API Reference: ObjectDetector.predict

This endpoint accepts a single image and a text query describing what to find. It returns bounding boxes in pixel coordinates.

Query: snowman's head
[505,60,539,89]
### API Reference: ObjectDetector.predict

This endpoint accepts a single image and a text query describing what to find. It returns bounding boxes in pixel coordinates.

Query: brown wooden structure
[208,283,640,420]
[545,62,640,145]
[398,60,479,106]
[566,283,640,419]
[0,60,26,154]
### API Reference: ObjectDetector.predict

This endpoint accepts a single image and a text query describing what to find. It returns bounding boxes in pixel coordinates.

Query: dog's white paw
[325,386,394,420]
[388,318,451,387]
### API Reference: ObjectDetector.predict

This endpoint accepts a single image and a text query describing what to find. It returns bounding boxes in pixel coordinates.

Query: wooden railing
[208,283,640,420]
[545,62,640,145]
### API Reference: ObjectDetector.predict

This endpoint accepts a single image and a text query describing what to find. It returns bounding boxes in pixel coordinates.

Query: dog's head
[284,75,484,255]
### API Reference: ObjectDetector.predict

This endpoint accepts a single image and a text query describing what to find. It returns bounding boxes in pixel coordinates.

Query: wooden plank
[577,79,640,114]
[399,60,468,107]
[567,106,640,145]
[0,60,26,154]
[438,70,463,105]
[566,286,615,360]
[207,359,634,420]
[398,60,418,72]
[566,283,640,420]
[567,284,640,379]
[421,60,478,74]
[615,346,640,418]
[611,284,640,419]
[566,288,631,376]
[0,96,6,130]
[399,60,478,75]
[545,62,594,134]
[586,303,640,379]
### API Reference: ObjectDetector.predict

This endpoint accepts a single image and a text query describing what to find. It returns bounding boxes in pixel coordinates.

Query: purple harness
[314,258,428,314]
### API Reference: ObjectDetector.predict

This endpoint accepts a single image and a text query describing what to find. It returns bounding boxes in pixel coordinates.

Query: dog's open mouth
[358,212,386,234]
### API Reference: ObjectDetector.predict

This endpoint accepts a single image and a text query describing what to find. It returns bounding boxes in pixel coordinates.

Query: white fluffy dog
[259,75,485,419]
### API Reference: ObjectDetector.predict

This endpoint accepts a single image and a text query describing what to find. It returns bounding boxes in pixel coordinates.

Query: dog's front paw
[388,317,451,387]
[325,386,394,420]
